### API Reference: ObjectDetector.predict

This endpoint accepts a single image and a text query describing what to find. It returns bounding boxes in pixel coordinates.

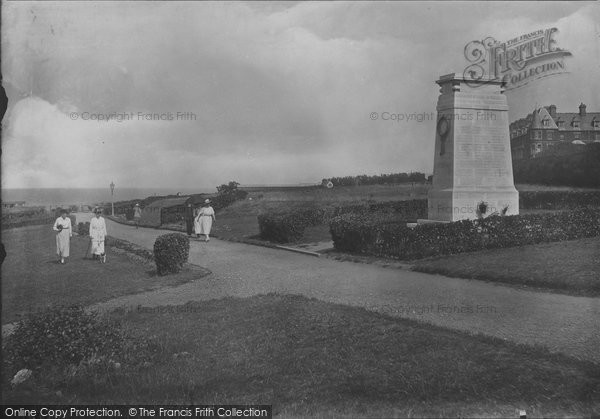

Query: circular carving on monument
[437,116,449,137]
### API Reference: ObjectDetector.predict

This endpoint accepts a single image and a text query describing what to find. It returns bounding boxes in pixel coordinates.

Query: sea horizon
[2,187,215,207]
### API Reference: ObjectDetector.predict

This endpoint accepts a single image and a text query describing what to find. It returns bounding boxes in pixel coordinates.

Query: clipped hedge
[258,200,428,243]
[257,210,320,243]
[153,233,190,275]
[519,191,600,210]
[257,191,600,244]
[330,207,600,260]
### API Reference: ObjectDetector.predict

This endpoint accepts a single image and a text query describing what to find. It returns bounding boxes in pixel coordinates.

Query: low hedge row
[519,191,600,209]
[329,207,600,260]
[2,214,77,231]
[258,200,428,243]
[2,216,57,230]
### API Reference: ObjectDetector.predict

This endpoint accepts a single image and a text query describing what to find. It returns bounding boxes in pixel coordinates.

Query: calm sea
[2,188,213,207]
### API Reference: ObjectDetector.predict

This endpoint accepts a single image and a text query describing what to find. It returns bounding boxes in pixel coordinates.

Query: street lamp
[110,181,115,216]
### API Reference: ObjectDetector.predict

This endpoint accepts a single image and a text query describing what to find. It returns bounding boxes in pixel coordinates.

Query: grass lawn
[1,225,207,324]
[413,236,600,297]
[4,294,599,416]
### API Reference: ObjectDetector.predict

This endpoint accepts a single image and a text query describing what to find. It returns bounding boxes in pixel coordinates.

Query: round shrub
[153,233,190,275]
[3,306,123,372]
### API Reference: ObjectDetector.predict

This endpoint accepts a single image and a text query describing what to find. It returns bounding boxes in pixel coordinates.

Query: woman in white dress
[53,209,72,264]
[194,199,216,241]
[89,208,108,263]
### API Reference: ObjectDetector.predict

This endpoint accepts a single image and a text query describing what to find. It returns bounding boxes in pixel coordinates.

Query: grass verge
[1,225,209,324]
[413,236,600,297]
[2,294,598,416]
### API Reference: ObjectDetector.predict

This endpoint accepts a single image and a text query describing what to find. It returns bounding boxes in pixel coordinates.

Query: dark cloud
[2,1,598,188]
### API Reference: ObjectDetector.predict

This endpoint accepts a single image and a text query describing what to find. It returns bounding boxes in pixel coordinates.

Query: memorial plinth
[426,73,519,222]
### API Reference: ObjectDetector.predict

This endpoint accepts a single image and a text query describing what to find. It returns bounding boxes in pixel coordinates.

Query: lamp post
[110,181,115,216]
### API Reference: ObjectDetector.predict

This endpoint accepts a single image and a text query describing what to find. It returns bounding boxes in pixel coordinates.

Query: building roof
[531,107,558,129]
[145,197,191,209]
[511,104,600,131]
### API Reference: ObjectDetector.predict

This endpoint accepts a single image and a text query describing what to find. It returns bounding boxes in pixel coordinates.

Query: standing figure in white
[89,208,108,263]
[53,208,72,264]
[195,199,216,242]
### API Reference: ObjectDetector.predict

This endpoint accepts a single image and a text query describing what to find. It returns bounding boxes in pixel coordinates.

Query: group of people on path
[53,207,107,264]
[53,198,215,264]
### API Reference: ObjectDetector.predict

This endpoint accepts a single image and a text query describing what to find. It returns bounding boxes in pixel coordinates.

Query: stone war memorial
[425,73,519,222]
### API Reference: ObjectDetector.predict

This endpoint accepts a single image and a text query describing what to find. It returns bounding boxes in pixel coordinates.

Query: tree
[216,181,240,195]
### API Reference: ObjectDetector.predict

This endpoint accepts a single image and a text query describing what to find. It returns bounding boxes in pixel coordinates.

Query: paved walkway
[82,214,600,364]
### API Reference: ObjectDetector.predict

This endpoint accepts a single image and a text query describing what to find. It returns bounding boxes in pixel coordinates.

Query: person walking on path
[194,199,215,241]
[133,203,142,229]
[89,208,108,263]
[185,203,194,236]
[53,208,72,264]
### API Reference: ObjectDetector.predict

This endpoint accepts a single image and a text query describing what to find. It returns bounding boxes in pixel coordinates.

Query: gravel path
[87,215,600,364]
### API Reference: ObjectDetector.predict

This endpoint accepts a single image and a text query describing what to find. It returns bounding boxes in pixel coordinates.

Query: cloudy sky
[2,1,599,189]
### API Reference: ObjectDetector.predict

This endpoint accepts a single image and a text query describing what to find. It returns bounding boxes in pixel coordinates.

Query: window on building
[560,134,565,141]
[547,131,553,140]
[556,120,564,128]
[542,118,550,127]
[593,120,600,128]
[572,120,580,128]
[534,131,541,140]
[574,132,580,139]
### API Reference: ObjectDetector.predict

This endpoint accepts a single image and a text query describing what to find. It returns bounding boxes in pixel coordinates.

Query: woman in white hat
[133,203,142,229]
[89,207,107,263]
[194,199,215,241]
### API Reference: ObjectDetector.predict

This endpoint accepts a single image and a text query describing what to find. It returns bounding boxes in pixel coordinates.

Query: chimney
[548,105,556,118]
[579,103,586,117]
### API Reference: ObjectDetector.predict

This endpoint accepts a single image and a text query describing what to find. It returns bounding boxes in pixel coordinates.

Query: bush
[153,233,190,275]
[330,207,600,260]
[3,306,123,372]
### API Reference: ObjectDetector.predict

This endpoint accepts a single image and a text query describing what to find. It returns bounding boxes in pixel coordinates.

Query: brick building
[510,103,600,160]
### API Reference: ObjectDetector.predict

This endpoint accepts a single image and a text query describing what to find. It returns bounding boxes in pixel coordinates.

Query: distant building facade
[510,103,600,160]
